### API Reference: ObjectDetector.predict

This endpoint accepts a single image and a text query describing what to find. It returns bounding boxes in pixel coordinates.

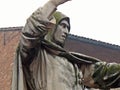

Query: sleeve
[81,62,120,89]
[18,1,57,64]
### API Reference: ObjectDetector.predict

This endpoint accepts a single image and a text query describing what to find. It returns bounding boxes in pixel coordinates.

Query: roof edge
[68,34,120,50]
[0,26,23,32]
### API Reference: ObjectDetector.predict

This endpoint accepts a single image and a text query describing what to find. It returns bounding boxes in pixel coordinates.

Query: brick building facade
[0,27,120,90]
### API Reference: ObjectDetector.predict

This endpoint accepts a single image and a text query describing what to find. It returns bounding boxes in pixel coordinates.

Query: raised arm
[19,0,71,64]
[20,0,71,48]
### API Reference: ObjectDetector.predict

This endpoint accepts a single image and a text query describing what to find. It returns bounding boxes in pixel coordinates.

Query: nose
[63,27,69,35]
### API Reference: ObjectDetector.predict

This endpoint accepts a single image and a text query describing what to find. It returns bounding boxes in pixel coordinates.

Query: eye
[60,23,68,29]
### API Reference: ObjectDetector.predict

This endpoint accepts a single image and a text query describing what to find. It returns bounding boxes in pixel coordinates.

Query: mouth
[62,35,66,39]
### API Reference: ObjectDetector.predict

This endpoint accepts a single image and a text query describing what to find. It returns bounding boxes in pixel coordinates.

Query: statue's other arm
[81,62,120,89]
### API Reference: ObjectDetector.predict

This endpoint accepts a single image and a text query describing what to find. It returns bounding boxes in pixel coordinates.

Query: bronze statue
[11,0,120,90]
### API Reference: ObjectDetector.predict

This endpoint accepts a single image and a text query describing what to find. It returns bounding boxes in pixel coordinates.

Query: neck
[45,46,61,55]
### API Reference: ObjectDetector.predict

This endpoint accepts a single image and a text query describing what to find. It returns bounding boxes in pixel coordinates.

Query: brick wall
[0,31,20,90]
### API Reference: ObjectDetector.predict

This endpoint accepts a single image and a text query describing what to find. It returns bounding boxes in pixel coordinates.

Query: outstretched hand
[50,0,71,6]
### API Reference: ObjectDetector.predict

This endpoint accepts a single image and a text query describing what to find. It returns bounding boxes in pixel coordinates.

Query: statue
[11,0,120,90]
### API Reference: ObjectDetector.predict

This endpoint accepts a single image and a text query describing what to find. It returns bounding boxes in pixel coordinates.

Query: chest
[46,54,76,89]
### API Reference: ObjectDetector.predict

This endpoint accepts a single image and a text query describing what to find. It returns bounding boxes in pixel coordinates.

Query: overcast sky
[0,0,120,45]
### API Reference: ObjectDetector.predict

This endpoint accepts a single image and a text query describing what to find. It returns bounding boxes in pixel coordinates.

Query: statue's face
[53,20,69,46]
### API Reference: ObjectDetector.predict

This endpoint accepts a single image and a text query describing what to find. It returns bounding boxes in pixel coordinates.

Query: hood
[44,11,70,47]
[52,11,70,30]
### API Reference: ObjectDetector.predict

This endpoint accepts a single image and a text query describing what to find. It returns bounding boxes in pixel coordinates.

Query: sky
[0,0,120,45]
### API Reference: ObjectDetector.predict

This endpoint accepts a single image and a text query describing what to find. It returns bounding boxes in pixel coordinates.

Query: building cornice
[68,34,120,50]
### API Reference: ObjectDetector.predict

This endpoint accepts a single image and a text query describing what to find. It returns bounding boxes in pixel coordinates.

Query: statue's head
[45,11,70,47]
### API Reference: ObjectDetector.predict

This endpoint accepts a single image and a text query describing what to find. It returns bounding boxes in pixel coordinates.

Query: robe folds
[11,40,120,90]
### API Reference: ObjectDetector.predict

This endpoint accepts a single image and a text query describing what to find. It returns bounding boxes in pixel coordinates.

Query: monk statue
[11,0,120,90]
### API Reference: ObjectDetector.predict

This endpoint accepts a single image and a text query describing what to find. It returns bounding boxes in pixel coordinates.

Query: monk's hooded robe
[11,4,120,90]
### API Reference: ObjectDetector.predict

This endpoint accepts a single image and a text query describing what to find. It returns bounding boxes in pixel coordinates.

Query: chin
[52,38,65,47]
